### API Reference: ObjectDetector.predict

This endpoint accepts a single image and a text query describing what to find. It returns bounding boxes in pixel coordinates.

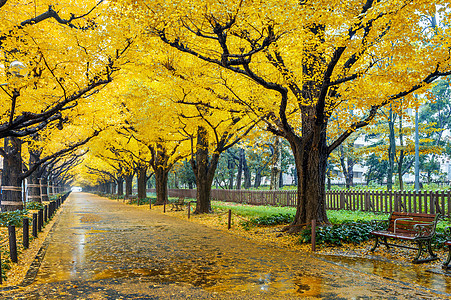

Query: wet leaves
[1,194,448,299]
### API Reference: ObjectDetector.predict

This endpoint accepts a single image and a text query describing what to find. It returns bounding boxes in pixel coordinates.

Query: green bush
[300,221,386,245]
[49,194,62,201]
[0,210,29,227]
[127,197,156,205]
[241,213,294,229]
[26,201,45,210]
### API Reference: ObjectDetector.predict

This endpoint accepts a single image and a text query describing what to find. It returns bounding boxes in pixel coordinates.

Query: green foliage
[212,201,296,218]
[0,210,29,227]
[49,194,62,201]
[301,210,389,246]
[26,201,45,210]
[127,197,156,205]
[176,160,196,188]
[327,210,389,224]
[241,213,294,229]
[300,221,386,245]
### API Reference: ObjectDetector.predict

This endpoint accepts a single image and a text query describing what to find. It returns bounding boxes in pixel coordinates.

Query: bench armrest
[394,218,413,234]
[445,226,451,236]
[413,222,436,238]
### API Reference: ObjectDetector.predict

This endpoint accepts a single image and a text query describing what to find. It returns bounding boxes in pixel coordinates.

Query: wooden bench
[442,227,451,269]
[171,197,185,211]
[370,211,439,264]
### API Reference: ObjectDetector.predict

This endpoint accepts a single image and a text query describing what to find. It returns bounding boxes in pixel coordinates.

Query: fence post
[430,190,435,214]
[38,209,43,232]
[188,202,191,219]
[228,209,232,230]
[23,218,29,249]
[394,190,399,212]
[32,213,38,238]
[164,201,166,213]
[0,252,2,284]
[44,205,48,223]
[8,225,18,263]
[311,219,316,252]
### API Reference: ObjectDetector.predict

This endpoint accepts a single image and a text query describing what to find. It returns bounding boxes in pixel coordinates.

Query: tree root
[281,223,308,234]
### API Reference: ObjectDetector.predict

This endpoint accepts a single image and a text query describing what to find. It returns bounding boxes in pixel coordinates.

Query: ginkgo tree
[126,0,451,229]
[0,0,134,210]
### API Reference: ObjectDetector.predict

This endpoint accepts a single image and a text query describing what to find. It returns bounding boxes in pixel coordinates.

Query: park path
[2,192,451,299]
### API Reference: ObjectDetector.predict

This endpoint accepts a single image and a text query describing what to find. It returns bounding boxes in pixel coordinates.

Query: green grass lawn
[211,200,390,224]
[210,200,451,231]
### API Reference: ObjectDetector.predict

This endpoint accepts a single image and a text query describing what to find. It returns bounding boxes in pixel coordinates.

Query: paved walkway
[2,192,451,299]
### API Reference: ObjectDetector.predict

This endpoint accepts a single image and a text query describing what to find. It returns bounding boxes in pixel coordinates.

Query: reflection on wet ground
[2,192,451,299]
[322,254,451,296]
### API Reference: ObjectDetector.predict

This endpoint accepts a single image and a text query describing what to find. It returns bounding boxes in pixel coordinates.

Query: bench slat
[371,230,417,240]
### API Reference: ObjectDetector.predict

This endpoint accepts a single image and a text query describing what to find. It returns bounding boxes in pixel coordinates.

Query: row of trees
[3,0,451,231]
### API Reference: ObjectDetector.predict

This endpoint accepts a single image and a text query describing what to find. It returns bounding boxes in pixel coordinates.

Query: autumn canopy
[1,0,451,229]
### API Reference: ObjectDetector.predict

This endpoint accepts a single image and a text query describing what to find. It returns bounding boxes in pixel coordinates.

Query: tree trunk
[125,174,133,197]
[398,115,404,191]
[279,170,283,188]
[227,154,234,189]
[137,165,147,199]
[346,157,354,188]
[243,153,251,189]
[1,137,24,211]
[154,167,168,205]
[27,149,42,203]
[191,126,218,214]
[270,137,281,190]
[387,108,396,191]
[286,117,329,231]
[40,176,49,202]
[339,144,354,188]
[327,169,331,190]
[235,148,244,189]
[117,176,124,196]
[173,172,179,189]
[254,170,262,189]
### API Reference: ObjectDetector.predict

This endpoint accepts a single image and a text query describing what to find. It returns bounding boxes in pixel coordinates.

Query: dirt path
[1,192,450,299]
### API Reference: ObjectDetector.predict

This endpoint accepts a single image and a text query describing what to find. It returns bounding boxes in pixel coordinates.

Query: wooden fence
[147,188,451,217]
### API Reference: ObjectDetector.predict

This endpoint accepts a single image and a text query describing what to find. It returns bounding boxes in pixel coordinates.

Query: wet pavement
[2,192,451,299]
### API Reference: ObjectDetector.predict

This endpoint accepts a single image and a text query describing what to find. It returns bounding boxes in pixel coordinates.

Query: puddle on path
[322,254,451,294]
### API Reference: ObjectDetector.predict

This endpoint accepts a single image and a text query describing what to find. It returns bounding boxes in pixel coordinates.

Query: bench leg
[443,245,451,269]
[413,241,425,263]
[427,240,437,258]
[413,240,438,264]
[371,236,380,252]
[383,236,390,249]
